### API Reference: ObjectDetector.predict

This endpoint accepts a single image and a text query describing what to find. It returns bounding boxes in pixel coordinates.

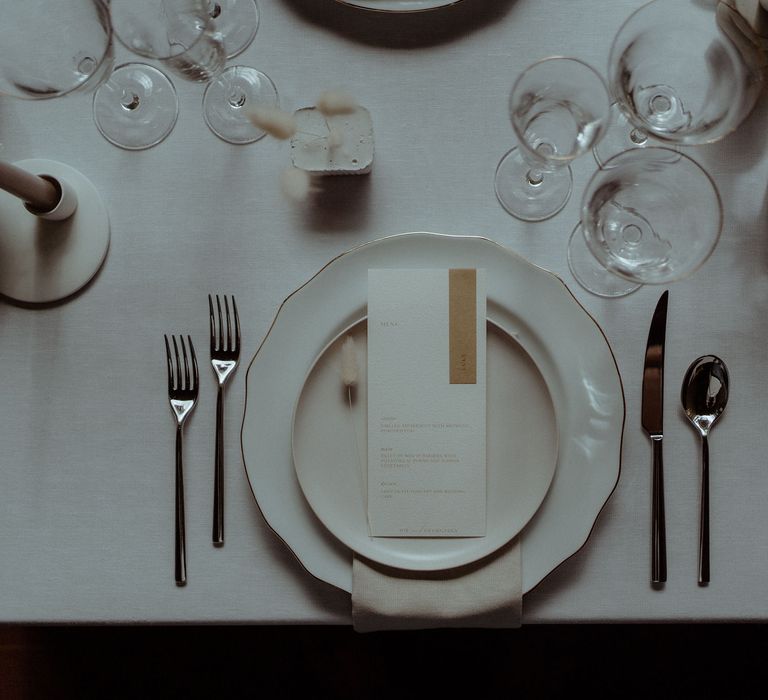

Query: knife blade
[642,290,668,584]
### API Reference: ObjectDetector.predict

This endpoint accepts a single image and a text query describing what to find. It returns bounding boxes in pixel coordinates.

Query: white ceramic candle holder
[0,159,110,304]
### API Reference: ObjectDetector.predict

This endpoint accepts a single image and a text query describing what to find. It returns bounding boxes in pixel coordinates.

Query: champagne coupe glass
[206,0,260,59]
[109,0,277,144]
[494,57,611,222]
[593,0,764,165]
[567,148,723,298]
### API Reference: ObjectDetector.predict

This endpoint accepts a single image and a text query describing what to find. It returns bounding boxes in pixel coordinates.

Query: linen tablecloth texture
[352,539,522,631]
[2,0,768,625]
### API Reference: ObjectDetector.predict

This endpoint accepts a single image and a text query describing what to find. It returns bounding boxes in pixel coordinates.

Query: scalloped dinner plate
[241,232,624,594]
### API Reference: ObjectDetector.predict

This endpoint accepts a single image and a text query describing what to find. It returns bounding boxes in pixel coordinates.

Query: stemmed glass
[494,57,611,222]
[0,0,197,151]
[567,148,723,298]
[108,0,277,145]
[593,0,764,165]
[0,1,180,151]
[0,0,114,101]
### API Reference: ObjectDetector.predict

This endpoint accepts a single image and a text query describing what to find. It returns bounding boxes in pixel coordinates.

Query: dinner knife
[642,290,668,584]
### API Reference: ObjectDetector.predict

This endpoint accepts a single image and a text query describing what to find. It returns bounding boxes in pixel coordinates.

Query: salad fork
[209,294,241,546]
[165,334,199,586]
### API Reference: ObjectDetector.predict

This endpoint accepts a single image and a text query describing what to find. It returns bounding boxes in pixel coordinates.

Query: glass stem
[121,91,140,111]
[526,168,544,186]
[228,88,246,108]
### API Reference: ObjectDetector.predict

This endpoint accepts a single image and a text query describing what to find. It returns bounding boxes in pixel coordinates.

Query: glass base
[494,147,572,222]
[203,66,278,144]
[208,0,260,59]
[567,223,641,298]
[593,103,677,168]
[93,63,178,150]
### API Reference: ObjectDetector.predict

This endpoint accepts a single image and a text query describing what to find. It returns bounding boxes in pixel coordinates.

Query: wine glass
[567,148,723,298]
[0,0,114,100]
[594,0,764,165]
[494,57,611,222]
[109,0,277,144]
[0,0,179,151]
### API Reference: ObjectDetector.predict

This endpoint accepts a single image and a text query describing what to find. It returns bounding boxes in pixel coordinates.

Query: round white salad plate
[291,317,559,571]
[335,1,463,12]
[241,232,624,594]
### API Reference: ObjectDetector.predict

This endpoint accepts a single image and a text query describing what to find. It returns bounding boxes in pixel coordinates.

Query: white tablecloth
[1,0,767,624]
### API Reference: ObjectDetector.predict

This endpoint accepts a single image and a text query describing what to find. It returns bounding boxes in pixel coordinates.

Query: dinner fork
[209,294,241,546]
[165,334,199,586]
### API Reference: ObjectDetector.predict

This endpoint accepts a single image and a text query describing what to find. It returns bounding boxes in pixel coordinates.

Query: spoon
[681,355,729,585]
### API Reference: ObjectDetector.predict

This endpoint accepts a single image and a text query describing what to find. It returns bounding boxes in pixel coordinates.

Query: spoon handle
[699,435,710,585]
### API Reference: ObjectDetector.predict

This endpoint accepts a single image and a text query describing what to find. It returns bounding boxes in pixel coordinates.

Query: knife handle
[651,435,666,584]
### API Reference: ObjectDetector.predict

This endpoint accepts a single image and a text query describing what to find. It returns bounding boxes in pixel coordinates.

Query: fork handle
[175,426,187,586]
[213,385,224,546]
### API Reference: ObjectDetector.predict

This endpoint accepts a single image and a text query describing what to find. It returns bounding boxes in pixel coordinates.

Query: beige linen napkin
[352,537,522,632]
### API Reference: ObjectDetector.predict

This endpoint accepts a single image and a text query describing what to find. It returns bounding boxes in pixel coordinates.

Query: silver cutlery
[642,290,668,584]
[209,294,241,546]
[165,334,199,586]
[681,355,729,585]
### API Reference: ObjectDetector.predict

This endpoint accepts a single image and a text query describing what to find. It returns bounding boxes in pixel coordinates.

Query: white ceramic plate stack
[335,1,464,12]
[292,317,559,571]
[241,232,624,593]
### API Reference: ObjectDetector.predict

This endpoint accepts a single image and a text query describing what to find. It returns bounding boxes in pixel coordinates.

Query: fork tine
[164,334,174,392]
[216,294,224,353]
[189,335,198,391]
[172,335,182,393]
[232,296,240,353]
[208,294,216,353]
[224,296,232,352]
[181,335,190,391]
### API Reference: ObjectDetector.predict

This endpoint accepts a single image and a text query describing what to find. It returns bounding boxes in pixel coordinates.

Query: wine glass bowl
[569,147,723,297]
[608,0,764,146]
[0,0,113,100]
[511,58,611,166]
[495,57,611,222]
[110,0,227,82]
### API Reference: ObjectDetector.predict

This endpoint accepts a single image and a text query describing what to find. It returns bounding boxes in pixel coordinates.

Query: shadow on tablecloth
[281,0,520,49]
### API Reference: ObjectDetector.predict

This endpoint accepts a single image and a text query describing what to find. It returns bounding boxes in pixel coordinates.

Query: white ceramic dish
[241,232,624,594]
[291,317,558,571]
[335,0,463,12]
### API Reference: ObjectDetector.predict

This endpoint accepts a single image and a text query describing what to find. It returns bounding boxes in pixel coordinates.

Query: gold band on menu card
[448,268,477,385]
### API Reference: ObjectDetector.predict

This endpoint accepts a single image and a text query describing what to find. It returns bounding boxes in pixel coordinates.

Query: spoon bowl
[681,355,729,437]
[681,355,729,586]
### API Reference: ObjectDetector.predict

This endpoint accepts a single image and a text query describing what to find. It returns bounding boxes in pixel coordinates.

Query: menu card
[367,268,487,537]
